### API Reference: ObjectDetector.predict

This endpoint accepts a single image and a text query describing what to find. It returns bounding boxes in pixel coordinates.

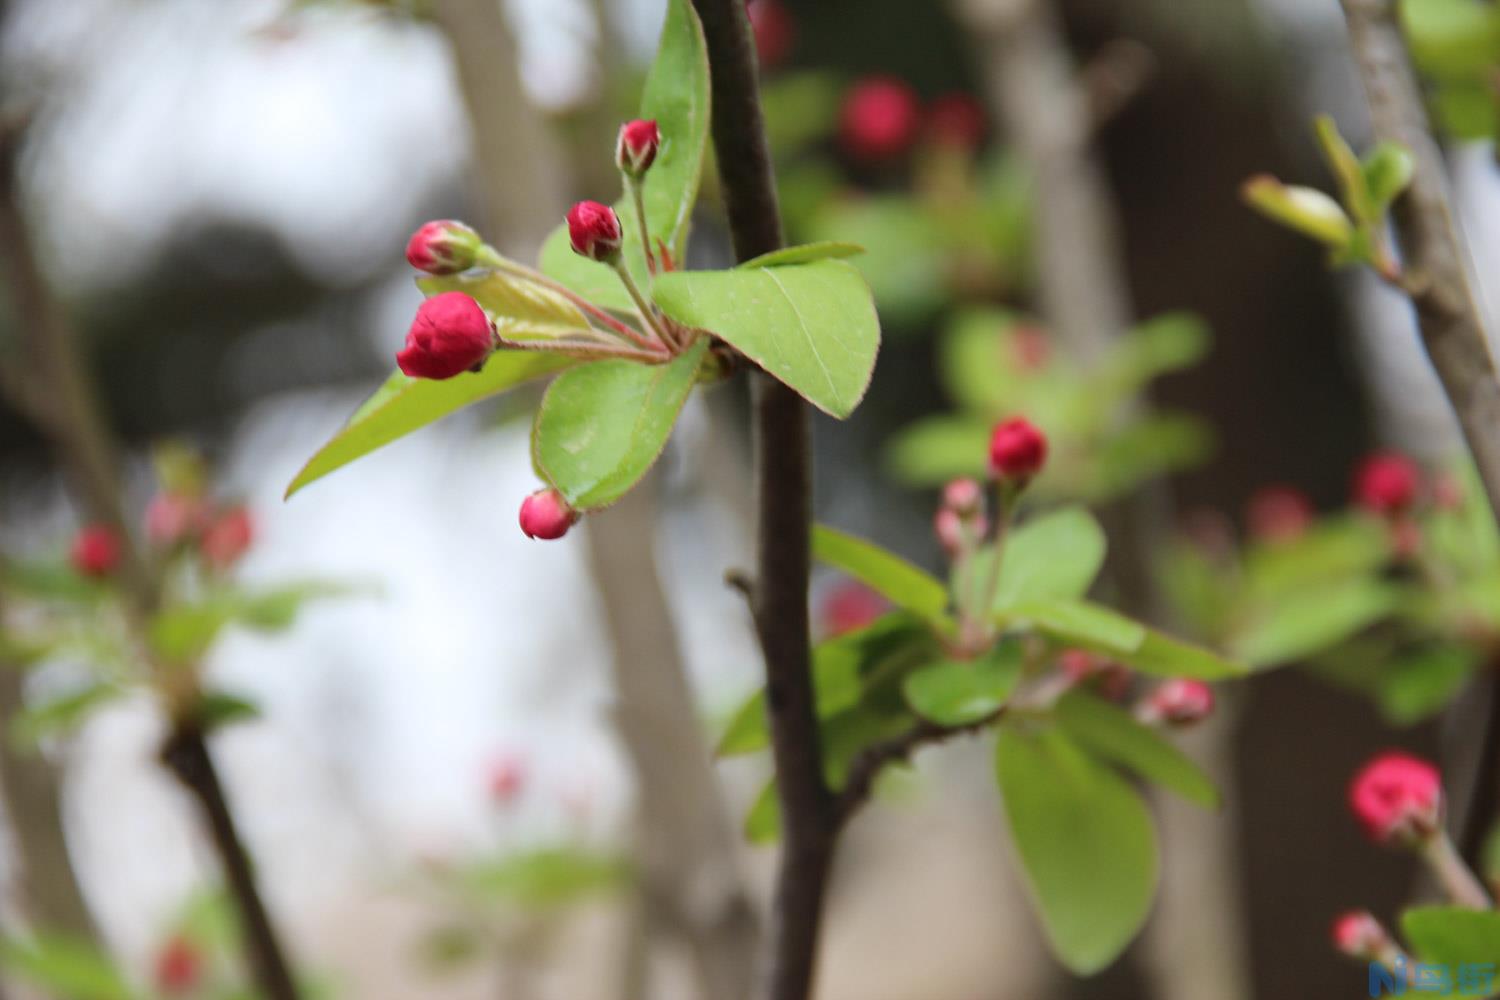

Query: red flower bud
[1353,452,1420,516]
[519,488,579,541]
[942,477,984,518]
[988,417,1048,482]
[819,581,888,638]
[487,754,527,805]
[615,119,661,178]
[1058,648,1100,682]
[1332,910,1391,961]
[747,0,794,69]
[1349,751,1442,845]
[145,493,208,548]
[927,92,987,149]
[153,936,202,995]
[839,76,921,162]
[404,219,481,275]
[1143,679,1215,726]
[1246,485,1313,544]
[397,292,494,380]
[201,506,254,571]
[70,525,121,578]
[566,201,623,263]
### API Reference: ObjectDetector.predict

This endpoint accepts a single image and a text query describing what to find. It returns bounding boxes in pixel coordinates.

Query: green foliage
[1054,691,1219,808]
[995,722,1158,975]
[1005,600,1243,680]
[1402,907,1500,968]
[653,260,881,418]
[1402,0,1500,139]
[739,242,866,269]
[11,682,125,747]
[449,849,631,909]
[0,934,135,1000]
[147,581,351,666]
[532,339,708,510]
[902,641,1022,726]
[811,527,950,623]
[984,506,1107,610]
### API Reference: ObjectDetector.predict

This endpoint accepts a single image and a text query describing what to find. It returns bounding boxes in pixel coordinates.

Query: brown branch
[1340,0,1500,873]
[834,711,1005,828]
[687,4,830,1000]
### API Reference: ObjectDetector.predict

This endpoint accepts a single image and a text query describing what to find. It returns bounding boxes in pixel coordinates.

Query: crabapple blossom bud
[566,201,623,263]
[1011,326,1051,371]
[988,417,1048,482]
[488,755,527,805]
[71,525,121,578]
[1246,485,1313,543]
[201,506,254,571]
[820,581,888,638]
[1058,649,1100,682]
[1331,910,1392,961]
[747,0,794,69]
[1354,452,1420,516]
[942,477,984,518]
[154,936,202,995]
[839,76,921,161]
[519,488,579,541]
[927,92,987,149]
[934,507,965,556]
[1349,751,1442,845]
[404,219,481,275]
[615,119,661,178]
[145,493,207,548]
[397,292,494,380]
[1143,679,1215,726]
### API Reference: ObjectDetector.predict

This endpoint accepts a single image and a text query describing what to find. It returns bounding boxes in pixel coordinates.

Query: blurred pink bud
[1354,452,1420,516]
[1246,485,1313,544]
[145,493,208,548]
[1143,679,1215,726]
[748,0,794,69]
[1332,910,1391,960]
[927,92,987,149]
[1011,326,1051,371]
[154,936,202,995]
[1349,751,1442,845]
[839,76,921,161]
[488,756,527,805]
[820,581,888,638]
[201,506,254,571]
[70,525,121,578]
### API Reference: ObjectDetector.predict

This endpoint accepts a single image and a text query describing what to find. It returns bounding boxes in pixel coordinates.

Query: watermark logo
[1369,958,1498,996]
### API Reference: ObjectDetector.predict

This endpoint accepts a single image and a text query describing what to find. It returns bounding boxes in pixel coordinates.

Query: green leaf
[805,196,948,326]
[286,352,573,498]
[0,934,135,1000]
[416,270,591,338]
[995,723,1158,975]
[1401,906,1500,966]
[235,581,355,631]
[532,339,707,510]
[1314,115,1372,222]
[453,849,631,908]
[988,506,1107,610]
[1363,142,1415,216]
[1124,631,1245,680]
[902,641,1023,726]
[744,779,781,845]
[1054,691,1219,808]
[1242,515,1390,596]
[1232,577,1401,669]
[1311,641,1476,726]
[11,683,123,747]
[1106,312,1212,388]
[1242,176,1354,249]
[739,242,866,269]
[196,691,262,731]
[812,526,949,622]
[539,0,710,305]
[883,415,990,486]
[1006,600,1147,654]
[1402,0,1500,82]
[653,260,881,418]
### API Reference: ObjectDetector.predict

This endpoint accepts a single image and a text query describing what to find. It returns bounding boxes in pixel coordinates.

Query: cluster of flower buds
[934,477,988,556]
[1137,678,1215,727]
[1351,451,1426,558]
[839,77,987,162]
[143,489,255,572]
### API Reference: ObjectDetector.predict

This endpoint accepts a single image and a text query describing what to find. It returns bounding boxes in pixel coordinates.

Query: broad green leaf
[235,580,356,631]
[1312,641,1477,726]
[417,270,590,336]
[1054,691,1219,808]
[1401,907,1500,967]
[1125,631,1245,680]
[1363,143,1415,216]
[1242,515,1390,596]
[1105,312,1211,389]
[1242,176,1354,249]
[1434,82,1500,140]
[286,353,573,498]
[532,339,707,510]
[0,935,135,1000]
[812,526,949,622]
[761,71,841,150]
[148,598,240,665]
[988,506,1107,610]
[995,723,1158,975]
[539,0,709,305]
[1085,413,1213,501]
[653,260,881,418]
[805,196,948,326]
[739,242,865,269]
[938,308,1031,411]
[1233,577,1401,669]
[1006,600,1147,655]
[883,415,990,486]
[902,641,1023,725]
[1,558,108,606]
[1402,0,1500,82]
[11,683,123,747]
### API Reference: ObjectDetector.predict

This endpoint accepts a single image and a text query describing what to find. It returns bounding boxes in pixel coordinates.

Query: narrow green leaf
[1242,176,1354,249]
[196,691,263,732]
[745,778,781,845]
[812,526,949,621]
[1054,691,1219,808]
[1401,906,1500,967]
[739,242,866,268]
[883,415,990,486]
[654,260,881,418]
[902,641,1023,726]
[989,506,1107,610]
[454,849,631,908]
[539,0,709,304]
[1314,115,1372,221]
[717,636,864,756]
[532,339,707,510]
[0,935,135,1000]
[11,684,123,748]
[1233,578,1401,669]
[286,353,573,498]
[996,723,1158,975]
[1006,600,1147,654]
[1125,631,1245,680]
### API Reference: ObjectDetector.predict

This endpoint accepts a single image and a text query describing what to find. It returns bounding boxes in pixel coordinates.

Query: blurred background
[0,0,1494,997]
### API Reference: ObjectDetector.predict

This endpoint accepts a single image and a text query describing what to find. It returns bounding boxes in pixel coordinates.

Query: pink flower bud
[154,936,202,995]
[942,477,984,517]
[1144,679,1215,726]
[1246,485,1313,544]
[404,219,481,275]
[1058,648,1100,682]
[934,507,965,556]
[615,119,661,178]
[397,292,494,380]
[927,92,987,149]
[839,76,921,161]
[487,755,527,805]
[1011,326,1051,371]
[566,201,623,263]
[519,488,579,541]
[145,493,208,548]
[201,506,254,571]
[70,525,121,578]
[747,0,794,69]
[988,417,1048,482]
[1353,452,1420,516]
[1332,910,1392,961]
[1349,751,1442,845]
[819,581,888,638]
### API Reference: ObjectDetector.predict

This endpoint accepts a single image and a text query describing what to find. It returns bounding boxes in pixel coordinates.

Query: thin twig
[688,4,830,1000]
[834,710,1006,828]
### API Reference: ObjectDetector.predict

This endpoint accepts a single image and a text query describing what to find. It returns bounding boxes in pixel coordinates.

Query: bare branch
[834,710,1005,828]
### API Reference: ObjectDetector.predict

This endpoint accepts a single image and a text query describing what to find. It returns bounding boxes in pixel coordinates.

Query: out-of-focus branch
[834,711,1004,828]
[1340,0,1500,871]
